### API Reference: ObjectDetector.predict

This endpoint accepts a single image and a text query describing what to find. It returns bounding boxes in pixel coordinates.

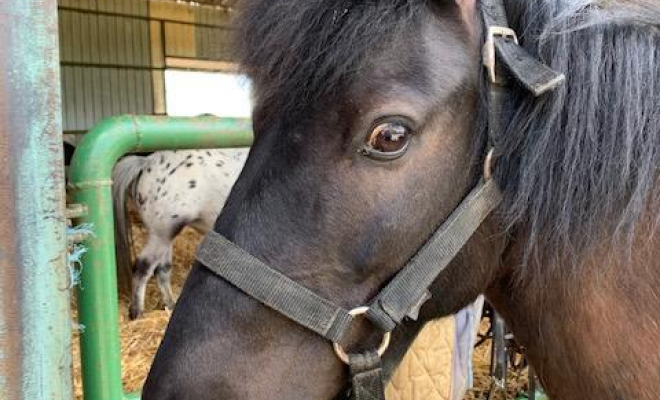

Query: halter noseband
[196,1,564,399]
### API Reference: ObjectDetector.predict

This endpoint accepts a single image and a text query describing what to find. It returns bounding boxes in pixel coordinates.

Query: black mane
[496,0,660,273]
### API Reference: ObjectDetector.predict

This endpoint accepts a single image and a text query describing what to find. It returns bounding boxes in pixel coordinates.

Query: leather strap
[348,352,386,400]
[495,40,565,96]
[197,178,503,342]
[197,232,354,344]
[366,179,503,332]
[481,0,509,27]
[481,0,565,95]
[487,85,510,149]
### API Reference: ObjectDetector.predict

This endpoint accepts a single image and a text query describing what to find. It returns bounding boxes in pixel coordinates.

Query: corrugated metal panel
[105,15,119,64]
[59,0,238,11]
[150,20,164,67]
[61,66,153,131]
[99,69,113,120]
[58,0,96,10]
[58,10,71,62]
[79,9,91,61]
[196,26,234,61]
[60,1,233,65]
[65,11,81,62]
[73,67,85,127]
[88,12,101,63]
[139,18,151,66]
[116,17,128,65]
[107,67,120,116]
[82,67,93,128]
[97,0,147,16]
[149,1,194,23]
[152,70,166,114]
[178,0,238,8]
[164,22,196,58]
[61,67,75,129]
[91,68,104,123]
[59,10,150,66]
[59,0,237,132]
[194,6,232,26]
[116,68,127,113]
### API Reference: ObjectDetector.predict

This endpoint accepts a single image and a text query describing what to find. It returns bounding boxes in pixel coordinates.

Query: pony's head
[143,0,660,399]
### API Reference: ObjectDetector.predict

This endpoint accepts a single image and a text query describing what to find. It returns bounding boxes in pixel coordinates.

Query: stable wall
[58,0,237,134]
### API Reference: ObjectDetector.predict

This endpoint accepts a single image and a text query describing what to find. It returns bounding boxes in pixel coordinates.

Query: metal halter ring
[484,148,495,181]
[332,307,392,365]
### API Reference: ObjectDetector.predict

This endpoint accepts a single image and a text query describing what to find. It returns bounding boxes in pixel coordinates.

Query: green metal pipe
[68,115,253,400]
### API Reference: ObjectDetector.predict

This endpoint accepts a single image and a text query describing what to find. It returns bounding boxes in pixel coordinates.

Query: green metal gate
[68,115,253,400]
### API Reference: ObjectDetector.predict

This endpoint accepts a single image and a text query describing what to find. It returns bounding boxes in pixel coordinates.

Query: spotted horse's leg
[129,234,173,320]
[154,246,175,311]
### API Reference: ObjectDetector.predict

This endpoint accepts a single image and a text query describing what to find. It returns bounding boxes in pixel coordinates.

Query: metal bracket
[333,307,391,365]
[483,26,519,84]
[484,148,496,181]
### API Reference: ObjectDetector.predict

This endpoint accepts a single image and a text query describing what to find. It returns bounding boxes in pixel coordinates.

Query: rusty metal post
[0,0,71,399]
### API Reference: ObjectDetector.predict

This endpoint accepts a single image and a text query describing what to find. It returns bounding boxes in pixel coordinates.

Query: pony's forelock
[235,0,428,124]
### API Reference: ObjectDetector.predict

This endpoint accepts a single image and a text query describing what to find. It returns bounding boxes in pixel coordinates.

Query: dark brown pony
[143,1,660,399]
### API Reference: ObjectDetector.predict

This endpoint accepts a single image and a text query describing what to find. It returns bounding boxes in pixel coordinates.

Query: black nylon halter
[196,1,564,399]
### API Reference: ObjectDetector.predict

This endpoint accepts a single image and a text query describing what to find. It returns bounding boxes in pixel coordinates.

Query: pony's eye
[362,121,412,160]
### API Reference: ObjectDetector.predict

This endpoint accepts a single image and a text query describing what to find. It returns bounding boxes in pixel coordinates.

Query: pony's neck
[488,221,660,400]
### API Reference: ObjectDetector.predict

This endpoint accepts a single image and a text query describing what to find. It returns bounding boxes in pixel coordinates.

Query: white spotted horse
[112,149,248,319]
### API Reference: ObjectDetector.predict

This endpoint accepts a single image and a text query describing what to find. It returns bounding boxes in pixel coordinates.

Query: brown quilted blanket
[386,317,456,400]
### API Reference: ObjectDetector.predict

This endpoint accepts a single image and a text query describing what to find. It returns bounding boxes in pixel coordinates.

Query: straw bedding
[71,222,527,400]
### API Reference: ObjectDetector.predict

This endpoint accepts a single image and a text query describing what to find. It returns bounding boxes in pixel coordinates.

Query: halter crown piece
[196,1,565,399]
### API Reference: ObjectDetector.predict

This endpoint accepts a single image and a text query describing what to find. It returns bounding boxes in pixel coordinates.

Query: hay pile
[71,222,528,399]
[464,329,529,400]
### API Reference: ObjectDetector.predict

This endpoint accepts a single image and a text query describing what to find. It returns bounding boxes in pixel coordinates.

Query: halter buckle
[483,26,519,84]
[484,148,495,181]
[332,307,392,365]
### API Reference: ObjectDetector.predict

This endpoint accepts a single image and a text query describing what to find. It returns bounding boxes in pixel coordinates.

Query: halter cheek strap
[196,1,565,398]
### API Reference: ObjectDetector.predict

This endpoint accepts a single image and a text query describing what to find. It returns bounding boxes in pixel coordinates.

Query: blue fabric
[451,295,485,400]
